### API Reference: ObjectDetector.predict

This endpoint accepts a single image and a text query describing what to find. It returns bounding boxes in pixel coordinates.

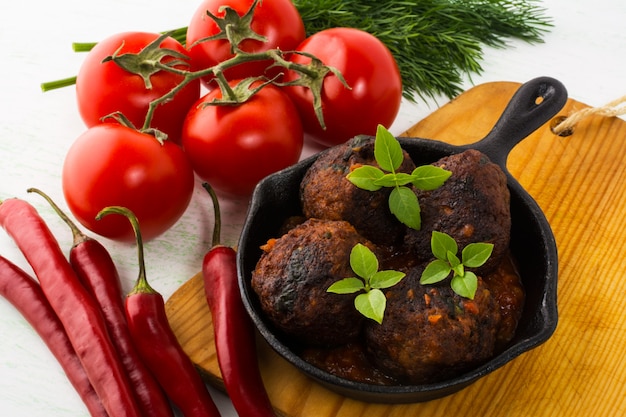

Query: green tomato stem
[40,76,78,92]
[166,27,188,45]
[140,48,306,131]
[72,42,97,52]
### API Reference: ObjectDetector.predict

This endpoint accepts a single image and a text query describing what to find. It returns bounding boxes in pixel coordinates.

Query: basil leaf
[411,165,452,190]
[431,230,457,260]
[374,172,415,187]
[355,289,386,324]
[447,250,461,269]
[389,186,421,230]
[452,261,465,277]
[327,277,365,294]
[346,165,384,191]
[349,243,378,280]
[451,271,478,299]
[420,259,452,284]
[370,270,406,289]
[374,125,404,172]
[462,242,494,268]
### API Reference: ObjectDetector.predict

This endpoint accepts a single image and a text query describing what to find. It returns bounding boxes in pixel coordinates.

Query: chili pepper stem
[202,183,222,247]
[96,206,157,295]
[27,188,88,246]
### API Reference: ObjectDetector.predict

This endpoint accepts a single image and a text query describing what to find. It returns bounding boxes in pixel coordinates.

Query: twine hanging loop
[551,94,626,136]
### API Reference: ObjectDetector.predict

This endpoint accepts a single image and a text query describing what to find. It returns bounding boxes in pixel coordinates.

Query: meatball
[405,149,510,274]
[364,265,501,384]
[300,135,416,246]
[251,218,373,347]
[483,252,525,349]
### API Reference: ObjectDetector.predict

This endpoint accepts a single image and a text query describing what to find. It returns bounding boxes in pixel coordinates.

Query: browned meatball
[364,265,501,384]
[300,135,416,246]
[483,252,525,349]
[404,149,510,274]
[251,218,373,347]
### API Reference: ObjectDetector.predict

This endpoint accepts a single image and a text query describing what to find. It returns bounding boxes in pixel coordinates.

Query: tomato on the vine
[181,81,304,197]
[62,124,195,242]
[283,28,403,148]
[75,31,201,144]
[186,0,305,85]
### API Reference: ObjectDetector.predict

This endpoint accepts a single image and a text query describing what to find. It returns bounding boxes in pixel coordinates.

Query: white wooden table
[0,0,624,415]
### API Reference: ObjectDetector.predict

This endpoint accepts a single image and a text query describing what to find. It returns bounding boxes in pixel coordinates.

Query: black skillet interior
[237,77,568,403]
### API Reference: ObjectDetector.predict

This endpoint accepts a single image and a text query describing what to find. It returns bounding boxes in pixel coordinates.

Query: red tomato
[181,82,303,197]
[186,0,305,85]
[282,28,403,147]
[76,32,201,144]
[62,125,195,242]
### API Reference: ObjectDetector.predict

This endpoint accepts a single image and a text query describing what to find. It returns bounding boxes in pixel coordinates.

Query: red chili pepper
[97,206,221,417]
[28,188,174,417]
[0,255,108,417]
[0,198,142,417]
[201,183,275,417]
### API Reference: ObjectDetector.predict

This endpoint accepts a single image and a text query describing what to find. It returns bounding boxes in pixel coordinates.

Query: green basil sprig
[347,125,451,230]
[420,231,494,299]
[327,243,405,324]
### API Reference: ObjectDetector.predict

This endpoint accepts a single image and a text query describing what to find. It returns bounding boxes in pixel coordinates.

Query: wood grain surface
[165,81,626,417]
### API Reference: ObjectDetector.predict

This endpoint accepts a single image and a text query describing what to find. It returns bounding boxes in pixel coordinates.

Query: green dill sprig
[293,0,552,101]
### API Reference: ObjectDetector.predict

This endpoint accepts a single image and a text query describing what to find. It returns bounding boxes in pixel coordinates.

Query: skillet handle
[468,76,568,169]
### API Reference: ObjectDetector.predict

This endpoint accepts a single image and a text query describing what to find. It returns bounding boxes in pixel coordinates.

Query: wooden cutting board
[165,81,626,417]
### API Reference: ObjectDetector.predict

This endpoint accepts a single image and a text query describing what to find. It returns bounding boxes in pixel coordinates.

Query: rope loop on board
[551,94,626,136]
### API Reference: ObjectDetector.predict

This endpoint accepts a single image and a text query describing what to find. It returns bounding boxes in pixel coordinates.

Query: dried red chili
[27,188,174,417]
[201,183,275,417]
[98,206,222,417]
[0,255,107,417]
[0,198,142,417]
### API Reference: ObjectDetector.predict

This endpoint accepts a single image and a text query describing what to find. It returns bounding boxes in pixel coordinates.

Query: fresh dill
[292,0,553,101]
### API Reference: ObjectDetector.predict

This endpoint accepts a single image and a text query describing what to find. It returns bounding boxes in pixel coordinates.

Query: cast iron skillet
[237,76,567,403]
